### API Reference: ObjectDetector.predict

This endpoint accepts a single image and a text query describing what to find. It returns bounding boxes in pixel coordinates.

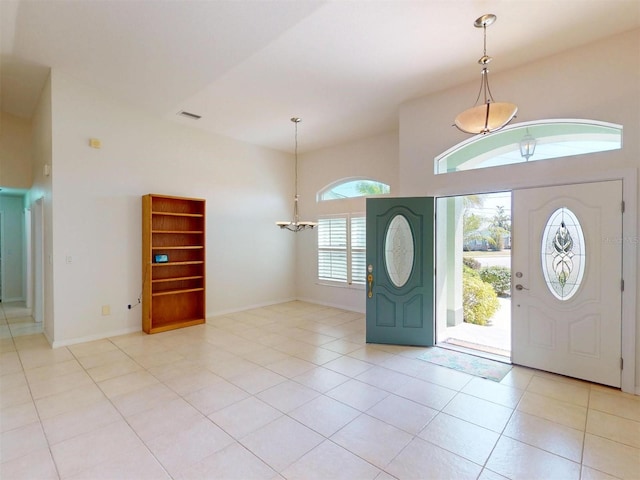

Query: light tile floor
[1,301,639,479]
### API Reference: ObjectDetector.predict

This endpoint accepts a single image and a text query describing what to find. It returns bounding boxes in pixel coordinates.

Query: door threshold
[439,340,511,364]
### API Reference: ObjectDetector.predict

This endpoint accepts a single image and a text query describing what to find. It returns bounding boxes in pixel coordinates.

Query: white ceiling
[1,0,638,153]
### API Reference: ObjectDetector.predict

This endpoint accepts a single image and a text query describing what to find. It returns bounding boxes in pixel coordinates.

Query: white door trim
[33,198,44,325]
[432,167,637,394]
[25,207,32,310]
[0,211,4,303]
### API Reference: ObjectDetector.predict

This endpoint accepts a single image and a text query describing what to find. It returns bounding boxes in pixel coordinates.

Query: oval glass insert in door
[541,207,586,300]
[385,214,414,287]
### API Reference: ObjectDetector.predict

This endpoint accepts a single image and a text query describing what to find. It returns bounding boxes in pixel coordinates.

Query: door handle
[367,273,374,298]
[515,284,529,291]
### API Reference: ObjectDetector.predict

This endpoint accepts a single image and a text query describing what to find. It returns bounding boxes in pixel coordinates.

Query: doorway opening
[435,191,512,360]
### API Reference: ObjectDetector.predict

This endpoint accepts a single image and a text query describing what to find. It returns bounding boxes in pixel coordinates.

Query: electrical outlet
[101,305,111,316]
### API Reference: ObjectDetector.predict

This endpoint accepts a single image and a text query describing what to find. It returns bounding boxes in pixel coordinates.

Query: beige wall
[296,131,399,311]
[399,29,639,197]
[294,29,639,392]
[12,28,640,390]
[399,29,639,391]
[0,112,32,188]
[47,70,297,345]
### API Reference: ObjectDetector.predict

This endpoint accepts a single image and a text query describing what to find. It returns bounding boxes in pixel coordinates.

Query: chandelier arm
[483,69,496,104]
[484,102,491,133]
[472,74,485,107]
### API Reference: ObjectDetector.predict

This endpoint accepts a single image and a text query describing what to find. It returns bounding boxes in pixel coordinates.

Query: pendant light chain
[294,118,299,193]
[483,21,487,58]
[292,117,300,223]
[275,117,316,231]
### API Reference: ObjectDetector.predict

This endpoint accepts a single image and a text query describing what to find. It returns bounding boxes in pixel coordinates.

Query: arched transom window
[318,178,390,201]
[435,119,623,174]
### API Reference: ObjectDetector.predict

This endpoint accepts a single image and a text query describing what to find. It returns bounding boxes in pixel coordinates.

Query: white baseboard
[207,297,364,319]
[43,328,54,347]
[295,296,364,314]
[206,297,297,319]
[51,298,351,347]
[51,326,140,348]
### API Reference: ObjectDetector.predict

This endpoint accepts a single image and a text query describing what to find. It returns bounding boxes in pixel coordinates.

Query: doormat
[418,348,512,382]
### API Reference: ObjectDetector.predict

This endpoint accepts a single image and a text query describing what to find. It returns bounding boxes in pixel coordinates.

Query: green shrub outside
[463,257,481,270]
[463,264,480,278]
[463,269,500,326]
[479,266,511,297]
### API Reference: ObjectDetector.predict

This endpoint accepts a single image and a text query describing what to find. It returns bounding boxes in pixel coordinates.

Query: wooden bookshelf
[142,194,206,334]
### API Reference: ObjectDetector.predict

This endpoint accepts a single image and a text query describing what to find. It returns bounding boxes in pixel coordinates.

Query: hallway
[0,301,41,339]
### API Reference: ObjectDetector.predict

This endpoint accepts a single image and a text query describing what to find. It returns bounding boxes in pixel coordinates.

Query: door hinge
[621,357,624,370]
[621,200,625,213]
[621,279,625,292]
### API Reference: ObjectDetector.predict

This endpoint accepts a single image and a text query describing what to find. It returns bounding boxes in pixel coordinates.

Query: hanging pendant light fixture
[454,14,517,135]
[276,117,317,232]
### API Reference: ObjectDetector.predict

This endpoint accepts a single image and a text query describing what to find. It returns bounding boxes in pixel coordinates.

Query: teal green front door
[366,197,435,346]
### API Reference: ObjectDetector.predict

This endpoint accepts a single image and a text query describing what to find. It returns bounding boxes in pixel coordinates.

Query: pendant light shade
[454,14,517,135]
[276,118,317,232]
[454,101,518,135]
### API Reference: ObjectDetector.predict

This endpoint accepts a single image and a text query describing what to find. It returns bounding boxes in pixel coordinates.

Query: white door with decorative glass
[511,181,622,387]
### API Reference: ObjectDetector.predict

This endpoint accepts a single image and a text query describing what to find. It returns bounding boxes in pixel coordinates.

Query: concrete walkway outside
[443,252,512,357]
[443,297,511,356]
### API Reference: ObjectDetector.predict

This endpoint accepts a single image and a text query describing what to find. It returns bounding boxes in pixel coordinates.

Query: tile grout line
[60,338,175,480]
[5,320,62,479]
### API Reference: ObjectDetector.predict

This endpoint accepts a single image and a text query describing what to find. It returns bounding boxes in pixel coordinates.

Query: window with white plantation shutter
[318,215,365,286]
[318,217,347,282]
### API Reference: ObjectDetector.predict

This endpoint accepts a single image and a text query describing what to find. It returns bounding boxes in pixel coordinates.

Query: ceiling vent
[177,110,202,120]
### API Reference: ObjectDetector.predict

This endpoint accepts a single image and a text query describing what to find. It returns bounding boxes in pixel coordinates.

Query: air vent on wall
[177,110,202,120]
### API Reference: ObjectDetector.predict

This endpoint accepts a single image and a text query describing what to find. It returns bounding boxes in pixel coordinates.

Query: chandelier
[276,117,317,232]
[454,14,518,135]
